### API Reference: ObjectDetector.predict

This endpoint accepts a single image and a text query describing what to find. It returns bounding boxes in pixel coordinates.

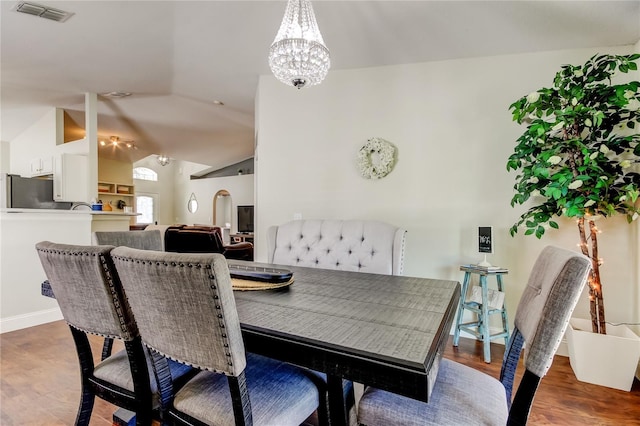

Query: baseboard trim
[0,308,63,333]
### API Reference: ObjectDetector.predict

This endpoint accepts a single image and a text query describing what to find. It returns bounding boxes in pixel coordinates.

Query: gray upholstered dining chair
[92,230,163,251]
[357,245,592,426]
[91,230,164,358]
[111,247,321,426]
[35,241,193,426]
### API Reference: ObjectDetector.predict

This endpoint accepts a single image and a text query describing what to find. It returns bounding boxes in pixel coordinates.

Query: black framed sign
[478,226,493,254]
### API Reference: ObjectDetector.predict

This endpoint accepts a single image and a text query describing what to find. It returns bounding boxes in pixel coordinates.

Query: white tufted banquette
[267,220,407,276]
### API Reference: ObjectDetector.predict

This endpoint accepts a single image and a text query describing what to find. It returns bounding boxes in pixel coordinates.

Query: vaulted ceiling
[2,1,639,169]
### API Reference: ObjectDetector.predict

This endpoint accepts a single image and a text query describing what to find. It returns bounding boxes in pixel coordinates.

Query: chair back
[502,245,591,424]
[267,219,407,275]
[35,241,137,340]
[514,245,591,377]
[92,230,163,251]
[111,247,247,376]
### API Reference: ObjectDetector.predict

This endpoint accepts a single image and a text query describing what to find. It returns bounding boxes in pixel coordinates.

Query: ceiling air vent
[12,2,74,22]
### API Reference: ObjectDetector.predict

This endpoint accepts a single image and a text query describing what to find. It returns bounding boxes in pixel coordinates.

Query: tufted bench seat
[267,219,406,276]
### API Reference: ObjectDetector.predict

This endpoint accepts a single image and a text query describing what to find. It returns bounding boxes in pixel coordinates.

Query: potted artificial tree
[507,53,640,391]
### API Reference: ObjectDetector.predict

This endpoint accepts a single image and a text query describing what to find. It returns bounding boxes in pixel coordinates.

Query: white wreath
[357,137,397,179]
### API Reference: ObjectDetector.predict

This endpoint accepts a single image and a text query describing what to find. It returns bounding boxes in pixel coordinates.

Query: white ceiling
[2,1,639,169]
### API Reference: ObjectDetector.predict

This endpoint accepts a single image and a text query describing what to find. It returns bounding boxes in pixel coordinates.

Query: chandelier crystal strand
[268,0,330,89]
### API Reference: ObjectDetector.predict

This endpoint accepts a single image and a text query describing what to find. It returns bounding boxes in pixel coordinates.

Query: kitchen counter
[1,208,139,216]
[91,211,140,216]
[1,209,92,331]
[1,209,138,232]
[1,208,146,331]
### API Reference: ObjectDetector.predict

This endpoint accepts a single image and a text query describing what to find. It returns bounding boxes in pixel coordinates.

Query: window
[133,167,158,181]
[136,193,157,224]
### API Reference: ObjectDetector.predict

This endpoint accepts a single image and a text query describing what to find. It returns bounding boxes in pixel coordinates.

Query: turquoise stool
[453,265,509,363]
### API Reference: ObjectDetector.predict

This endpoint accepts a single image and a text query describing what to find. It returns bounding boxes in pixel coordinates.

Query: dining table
[228,260,461,426]
[41,260,461,426]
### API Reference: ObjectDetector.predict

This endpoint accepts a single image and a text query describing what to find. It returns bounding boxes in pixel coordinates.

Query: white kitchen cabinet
[29,156,53,176]
[53,154,87,202]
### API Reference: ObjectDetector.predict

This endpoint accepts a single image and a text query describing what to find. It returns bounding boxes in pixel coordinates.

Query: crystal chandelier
[157,155,171,166]
[268,0,330,89]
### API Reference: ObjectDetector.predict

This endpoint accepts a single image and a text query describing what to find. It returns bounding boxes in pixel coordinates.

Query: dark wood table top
[229,260,461,406]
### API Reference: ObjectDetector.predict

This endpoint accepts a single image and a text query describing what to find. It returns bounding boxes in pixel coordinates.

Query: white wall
[0,141,9,173]
[9,108,89,177]
[256,45,639,330]
[0,211,92,332]
[131,157,255,229]
[173,160,255,231]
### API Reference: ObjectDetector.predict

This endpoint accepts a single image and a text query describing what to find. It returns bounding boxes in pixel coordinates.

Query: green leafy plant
[507,53,640,334]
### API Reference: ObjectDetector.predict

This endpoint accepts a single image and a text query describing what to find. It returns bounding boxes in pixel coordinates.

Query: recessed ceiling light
[99,140,106,146]
[100,92,132,99]
[213,100,224,106]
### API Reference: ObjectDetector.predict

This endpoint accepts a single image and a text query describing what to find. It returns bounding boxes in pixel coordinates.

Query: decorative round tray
[231,277,294,291]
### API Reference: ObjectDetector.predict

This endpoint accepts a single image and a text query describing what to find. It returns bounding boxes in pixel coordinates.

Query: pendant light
[268,0,330,89]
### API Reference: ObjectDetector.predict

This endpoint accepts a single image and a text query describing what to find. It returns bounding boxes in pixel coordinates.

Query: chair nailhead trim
[109,252,240,374]
[38,247,136,339]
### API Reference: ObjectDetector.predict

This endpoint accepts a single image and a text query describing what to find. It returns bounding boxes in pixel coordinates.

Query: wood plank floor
[1,320,639,425]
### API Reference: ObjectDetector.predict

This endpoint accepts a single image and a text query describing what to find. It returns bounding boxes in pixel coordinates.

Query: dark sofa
[165,225,253,261]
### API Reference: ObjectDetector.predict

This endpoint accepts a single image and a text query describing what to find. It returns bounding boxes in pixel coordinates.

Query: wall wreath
[357,137,397,179]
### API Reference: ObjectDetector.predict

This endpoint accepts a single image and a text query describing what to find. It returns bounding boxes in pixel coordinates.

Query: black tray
[229,265,293,283]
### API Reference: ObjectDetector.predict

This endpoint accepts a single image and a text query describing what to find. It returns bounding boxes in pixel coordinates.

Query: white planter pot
[566,318,640,391]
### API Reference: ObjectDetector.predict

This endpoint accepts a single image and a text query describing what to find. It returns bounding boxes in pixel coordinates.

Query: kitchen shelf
[98,182,135,198]
[98,192,134,197]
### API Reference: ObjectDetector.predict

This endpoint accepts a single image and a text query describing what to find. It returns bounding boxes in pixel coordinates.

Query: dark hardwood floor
[1,320,639,425]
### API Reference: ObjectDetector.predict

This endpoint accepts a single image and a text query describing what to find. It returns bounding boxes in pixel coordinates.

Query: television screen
[237,205,254,233]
